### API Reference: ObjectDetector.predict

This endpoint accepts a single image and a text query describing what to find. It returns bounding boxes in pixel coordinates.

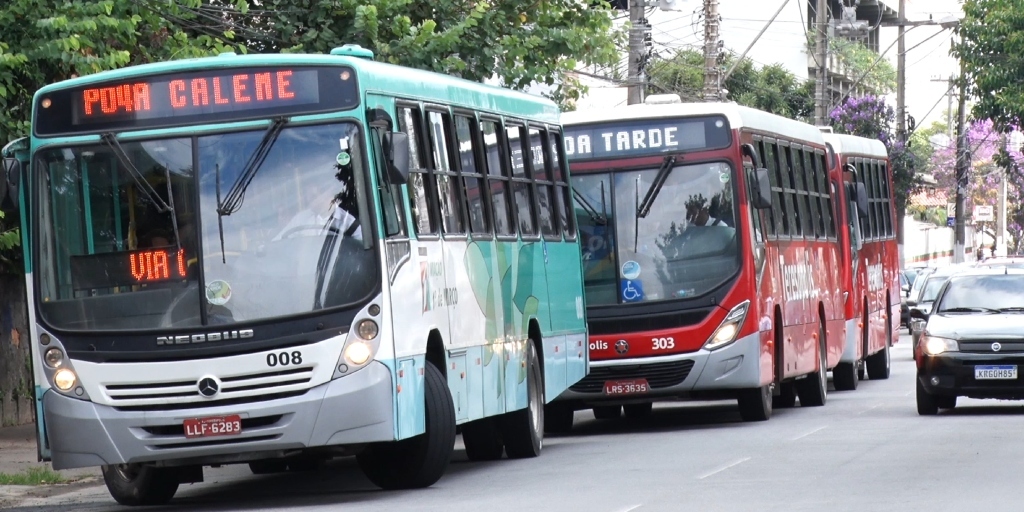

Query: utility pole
[703,0,721,101]
[896,0,906,139]
[998,133,1010,256]
[627,0,647,105]
[813,0,829,125]
[954,66,968,263]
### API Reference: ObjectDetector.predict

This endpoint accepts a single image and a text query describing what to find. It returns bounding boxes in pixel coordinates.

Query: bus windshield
[35,122,376,331]
[573,161,740,305]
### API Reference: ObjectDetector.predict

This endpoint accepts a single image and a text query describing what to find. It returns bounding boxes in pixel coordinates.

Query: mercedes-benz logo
[992,342,1003,353]
[615,339,629,355]
[197,377,220,398]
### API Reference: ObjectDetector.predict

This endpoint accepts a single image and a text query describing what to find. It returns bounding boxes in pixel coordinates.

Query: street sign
[974,205,994,222]
[947,217,955,227]
[947,203,956,218]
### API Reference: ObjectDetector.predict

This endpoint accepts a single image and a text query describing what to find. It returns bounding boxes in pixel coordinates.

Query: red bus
[821,132,898,390]
[547,100,846,429]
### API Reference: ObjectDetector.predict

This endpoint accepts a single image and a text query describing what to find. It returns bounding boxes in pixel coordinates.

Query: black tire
[857,363,865,381]
[772,382,797,409]
[249,459,288,475]
[544,402,575,434]
[796,321,828,407]
[833,361,859,391]
[623,402,653,419]
[287,456,324,472]
[462,417,504,461]
[101,464,180,506]
[499,341,544,459]
[737,384,773,422]
[937,395,957,409]
[867,326,892,380]
[916,377,939,416]
[357,361,456,489]
[592,405,622,420]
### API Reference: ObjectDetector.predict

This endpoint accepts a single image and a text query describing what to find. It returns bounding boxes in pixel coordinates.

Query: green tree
[954,0,1024,133]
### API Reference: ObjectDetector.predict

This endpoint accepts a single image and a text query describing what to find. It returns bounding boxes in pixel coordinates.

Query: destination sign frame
[563,115,732,161]
[34,65,360,137]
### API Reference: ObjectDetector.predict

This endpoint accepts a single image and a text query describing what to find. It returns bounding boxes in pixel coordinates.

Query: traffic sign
[974,205,994,222]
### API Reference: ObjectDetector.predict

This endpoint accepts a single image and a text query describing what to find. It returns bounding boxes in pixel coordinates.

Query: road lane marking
[857,404,881,415]
[697,457,751,480]
[790,425,828,441]
[614,505,642,512]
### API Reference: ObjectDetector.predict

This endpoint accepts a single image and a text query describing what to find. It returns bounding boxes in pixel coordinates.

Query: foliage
[954,0,1024,133]
[826,38,896,94]
[0,211,20,274]
[829,95,921,216]
[646,50,815,120]
[0,466,67,486]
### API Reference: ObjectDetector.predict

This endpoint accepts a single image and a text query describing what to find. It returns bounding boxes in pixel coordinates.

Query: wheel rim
[819,325,827,397]
[114,464,140,482]
[529,356,543,443]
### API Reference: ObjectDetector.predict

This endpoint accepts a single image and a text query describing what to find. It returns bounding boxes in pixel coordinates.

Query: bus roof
[821,132,888,159]
[33,49,561,125]
[561,102,826,147]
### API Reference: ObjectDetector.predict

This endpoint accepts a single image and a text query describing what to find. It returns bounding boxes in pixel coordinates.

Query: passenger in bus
[686,199,730,228]
[272,179,361,242]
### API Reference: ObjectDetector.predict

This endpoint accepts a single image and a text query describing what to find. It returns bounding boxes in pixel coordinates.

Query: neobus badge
[157,329,254,346]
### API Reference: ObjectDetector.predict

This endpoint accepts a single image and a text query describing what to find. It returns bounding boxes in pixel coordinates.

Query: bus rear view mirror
[855,182,868,215]
[0,157,20,213]
[383,131,410,185]
[752,168,772,209]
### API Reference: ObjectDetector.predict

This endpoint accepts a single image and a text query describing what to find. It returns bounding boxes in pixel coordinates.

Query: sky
[574,0,965,130]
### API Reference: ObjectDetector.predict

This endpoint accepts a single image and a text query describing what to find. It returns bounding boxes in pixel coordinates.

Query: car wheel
[916,377,939,416]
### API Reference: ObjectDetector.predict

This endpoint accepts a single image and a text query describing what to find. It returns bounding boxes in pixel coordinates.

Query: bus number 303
[267,351,303,367]
[652,337,675,350]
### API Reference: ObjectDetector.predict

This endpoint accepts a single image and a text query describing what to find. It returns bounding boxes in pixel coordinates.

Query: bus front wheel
[737,385,772,421]
[101,463,179,506]
[357,361,456,490]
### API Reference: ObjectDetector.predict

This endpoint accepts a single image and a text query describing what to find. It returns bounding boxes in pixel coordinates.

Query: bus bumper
[554,332,763,403]
[42,361,395,470]
[840,318,860,364]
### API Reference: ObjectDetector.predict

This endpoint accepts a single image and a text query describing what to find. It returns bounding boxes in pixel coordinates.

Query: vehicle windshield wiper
[939,306,999,313]
[572,188,607,225]
[636,155,676,219]
[101,133,172,214]
[217,117,289,216]
[997,307,1024,313]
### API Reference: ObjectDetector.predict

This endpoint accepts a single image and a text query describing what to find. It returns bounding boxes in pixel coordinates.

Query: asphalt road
[11,331,1024,512]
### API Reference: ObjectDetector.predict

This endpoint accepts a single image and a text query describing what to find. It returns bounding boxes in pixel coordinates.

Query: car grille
[103,367,315,409]
[959,341,1024,354]
[570,360,695,393]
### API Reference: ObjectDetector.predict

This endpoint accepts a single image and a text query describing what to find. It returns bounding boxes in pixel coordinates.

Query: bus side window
[454,114,491,236]
[549,130,576,240]
[427,110,466,236]
[528,127,558,238]
[506,122,537,237]
[397,105,436,235]
[481,119,516,236]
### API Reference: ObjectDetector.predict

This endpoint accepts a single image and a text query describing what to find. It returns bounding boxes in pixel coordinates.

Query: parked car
[915,268,1024,414]
[907,266,960,347]
[900,271,912,328]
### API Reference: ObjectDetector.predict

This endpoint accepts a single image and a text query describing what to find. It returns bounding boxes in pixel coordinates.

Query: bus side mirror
[0,157,20,213]
[855,182,868,215]
[383,131,410,185]
[752,168,772,210]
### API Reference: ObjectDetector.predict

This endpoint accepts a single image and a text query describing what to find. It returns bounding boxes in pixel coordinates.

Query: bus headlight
[44,348,64,368]
[357,319,379,340]
[922,335,958,356]
[345,341,373,365]
[704,301,751,351]
[53,369,77,391]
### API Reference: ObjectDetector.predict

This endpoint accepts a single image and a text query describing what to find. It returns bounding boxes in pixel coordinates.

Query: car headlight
[704,300,750,351]
[922,334,958,356]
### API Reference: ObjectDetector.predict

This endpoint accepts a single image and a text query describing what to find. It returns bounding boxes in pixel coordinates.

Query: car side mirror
[383,131,410,185]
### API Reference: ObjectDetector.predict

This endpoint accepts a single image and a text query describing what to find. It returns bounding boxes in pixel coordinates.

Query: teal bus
[0,44,587,506]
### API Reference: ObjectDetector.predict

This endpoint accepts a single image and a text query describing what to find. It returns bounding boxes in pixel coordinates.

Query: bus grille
[588,309,712,335]
[102,367,315,408]
[570,360,695,393]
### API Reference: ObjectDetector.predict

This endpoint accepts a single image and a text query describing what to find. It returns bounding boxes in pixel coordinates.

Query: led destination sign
[71,248,188,291]
[563,116,731,161]
[35,66,359,136]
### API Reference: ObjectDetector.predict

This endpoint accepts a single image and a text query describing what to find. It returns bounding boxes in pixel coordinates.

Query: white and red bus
[547,98,847,428]
[821,132,898,390]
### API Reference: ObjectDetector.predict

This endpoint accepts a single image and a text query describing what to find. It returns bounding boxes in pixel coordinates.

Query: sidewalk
[0,423,103,507]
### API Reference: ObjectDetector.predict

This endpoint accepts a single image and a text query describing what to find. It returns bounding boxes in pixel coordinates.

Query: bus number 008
[267,351,303,367]
[652,337,675,350]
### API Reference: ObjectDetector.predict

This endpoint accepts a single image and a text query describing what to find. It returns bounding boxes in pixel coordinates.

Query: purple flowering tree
[829,95,920,241]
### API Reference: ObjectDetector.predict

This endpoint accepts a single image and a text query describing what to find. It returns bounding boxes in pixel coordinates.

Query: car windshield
[572,162,740,305]
[936,274,1024,312]
[919,275,952,303]
[35,122,376,331]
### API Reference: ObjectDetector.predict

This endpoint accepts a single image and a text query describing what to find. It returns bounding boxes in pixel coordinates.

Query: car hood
[927,313,1024,340]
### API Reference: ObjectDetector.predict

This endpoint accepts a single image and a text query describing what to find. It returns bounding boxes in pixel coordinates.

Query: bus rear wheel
[833,362,859,391]
[357,361,456,490]
[499,340,544,459]
[867,326,891,380]
[101,463,180,506]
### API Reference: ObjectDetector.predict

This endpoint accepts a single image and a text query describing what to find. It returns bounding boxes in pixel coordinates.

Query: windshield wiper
[217,117,289,216]
[997,307,1024,313]
[572,188,607,225]
[101,133,172,213]
[939,306,999,313]
[636,155,676,219]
